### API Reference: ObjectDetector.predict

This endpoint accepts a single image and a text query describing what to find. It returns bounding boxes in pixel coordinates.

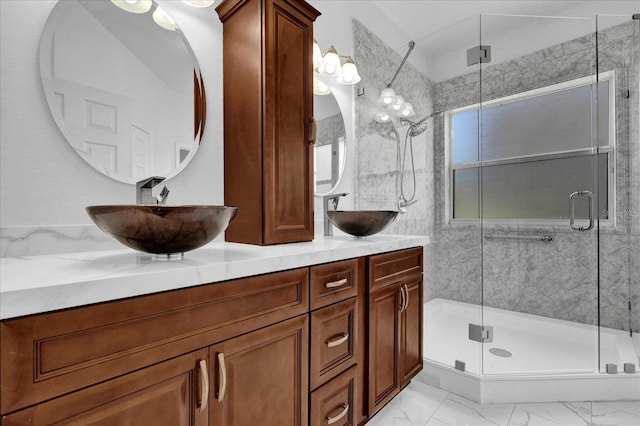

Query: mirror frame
[314,80,348,197]
[39,0,206,185]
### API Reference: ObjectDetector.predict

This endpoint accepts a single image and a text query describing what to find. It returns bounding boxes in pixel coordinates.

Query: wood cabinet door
[367,282,402,416]
[210,315,309,426]
[263,0,315,243]
[400,275,423,386]
[3,349,209,426]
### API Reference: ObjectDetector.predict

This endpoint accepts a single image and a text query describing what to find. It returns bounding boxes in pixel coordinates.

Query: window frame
[444,71,616,228]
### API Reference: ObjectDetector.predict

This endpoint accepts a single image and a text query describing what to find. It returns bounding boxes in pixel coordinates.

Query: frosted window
[449,75,613,222]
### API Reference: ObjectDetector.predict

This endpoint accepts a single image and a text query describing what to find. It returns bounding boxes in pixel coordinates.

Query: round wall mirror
[39,0,206,184]
[314,91,346,196]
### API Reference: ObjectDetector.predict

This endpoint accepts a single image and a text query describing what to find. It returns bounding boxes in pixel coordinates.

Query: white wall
[0,0,224,227]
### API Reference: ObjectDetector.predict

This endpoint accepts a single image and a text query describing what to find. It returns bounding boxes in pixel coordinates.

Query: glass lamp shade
[375,112,391,123]
[391,95,405,111]
[398,102,415,117]
[313,78,331,95]
[110,0,153,13]
[318,46,342,77]
[153,6,178,31]
[336,57,361,85]
[378,88,396,106]
[181,1,216,7]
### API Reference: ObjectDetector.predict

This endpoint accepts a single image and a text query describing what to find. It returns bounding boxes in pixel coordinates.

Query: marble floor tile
[367,381,449,426]
[369,380,640,426]
[429,394,515,426]
[507,402,591,426]
[590,401,640,426]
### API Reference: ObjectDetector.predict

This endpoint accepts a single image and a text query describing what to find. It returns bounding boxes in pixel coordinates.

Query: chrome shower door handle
[569,190,594,232]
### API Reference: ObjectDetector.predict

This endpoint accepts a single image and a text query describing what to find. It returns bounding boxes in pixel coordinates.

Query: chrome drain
[489,348,512,357]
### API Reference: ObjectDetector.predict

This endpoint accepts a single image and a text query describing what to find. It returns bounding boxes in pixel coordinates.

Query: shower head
[402,111,442,137]
[409,122,429,137]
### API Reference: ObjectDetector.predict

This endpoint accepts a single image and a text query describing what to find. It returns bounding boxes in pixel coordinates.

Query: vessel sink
[86,205,238,256]
[326,210,398,237]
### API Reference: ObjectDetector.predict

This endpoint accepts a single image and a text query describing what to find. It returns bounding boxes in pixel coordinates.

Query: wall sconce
[313,40,361,94]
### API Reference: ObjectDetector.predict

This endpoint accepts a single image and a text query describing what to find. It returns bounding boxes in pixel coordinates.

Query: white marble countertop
[0,234,428,320]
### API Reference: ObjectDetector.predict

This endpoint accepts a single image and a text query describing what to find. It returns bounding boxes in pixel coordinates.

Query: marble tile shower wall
[352,19,436,293]
[430,21,639,331]
[352,17,637,332]
[316,113,345,147]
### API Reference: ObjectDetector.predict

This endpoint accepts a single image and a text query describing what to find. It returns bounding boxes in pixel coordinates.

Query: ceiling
[352,1,638,81]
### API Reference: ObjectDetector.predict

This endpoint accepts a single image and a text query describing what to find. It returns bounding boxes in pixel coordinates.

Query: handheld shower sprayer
[396,111,442,213]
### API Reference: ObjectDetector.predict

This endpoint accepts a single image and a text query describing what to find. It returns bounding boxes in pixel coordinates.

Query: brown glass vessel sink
[326,210,398,237]
[86,205,238,255]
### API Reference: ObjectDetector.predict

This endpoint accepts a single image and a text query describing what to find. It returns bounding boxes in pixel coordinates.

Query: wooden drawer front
[311,365,357,426]
[0,268,308,415]
[310,298,357,390]
[310,258,359,310]
[369,247,423,292]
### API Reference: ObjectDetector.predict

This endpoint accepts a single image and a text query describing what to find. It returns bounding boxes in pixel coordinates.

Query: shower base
[418,298,640,403]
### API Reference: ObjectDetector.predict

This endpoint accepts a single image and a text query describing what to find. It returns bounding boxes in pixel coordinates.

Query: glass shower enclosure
[427,12,638,382]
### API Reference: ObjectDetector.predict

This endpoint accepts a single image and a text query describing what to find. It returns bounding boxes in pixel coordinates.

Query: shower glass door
[596,14,640,375]
[477,14,601,376]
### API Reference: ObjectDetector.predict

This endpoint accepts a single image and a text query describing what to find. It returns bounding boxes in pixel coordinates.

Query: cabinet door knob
[217,352,227,403]
[325,277,348,289]
[326,332,349,348]
[198,359,209,412]
[326,403,349,424]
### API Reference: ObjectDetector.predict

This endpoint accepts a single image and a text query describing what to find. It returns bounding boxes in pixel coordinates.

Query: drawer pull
[326,403,349,424]
[325,278,348,289]
[198,359,209,411]
[217,352,227,402]
[326,333,349,348]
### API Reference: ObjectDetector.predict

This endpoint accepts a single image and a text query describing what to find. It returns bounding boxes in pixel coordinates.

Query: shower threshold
[419,298,640,403]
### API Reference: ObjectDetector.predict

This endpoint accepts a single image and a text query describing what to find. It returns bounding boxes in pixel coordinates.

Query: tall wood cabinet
[216,0,320,245]
[367,247,424,417]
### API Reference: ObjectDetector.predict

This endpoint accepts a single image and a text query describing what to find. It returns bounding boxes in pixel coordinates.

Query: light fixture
[378,88,396,106]
[181,0,216,7]
[336,56,361,85]
[110,0,152,14]
[313,78,331,96]
[398,102,415,118]
[391,95,405,111]
[153,5,178,31]
[317,46,342,77]
[313,41,361,94]
[375,112,391,123]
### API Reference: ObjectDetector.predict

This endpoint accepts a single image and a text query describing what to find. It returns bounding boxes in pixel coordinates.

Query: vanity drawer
[310,297,357,390]
[369,247,423,292]
[0,268,309,415]
[310,258,359,310]
[311,365,357,426]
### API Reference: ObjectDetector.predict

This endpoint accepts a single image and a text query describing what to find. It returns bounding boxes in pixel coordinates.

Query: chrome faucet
[323,193,348,236]
[136,176,170,205]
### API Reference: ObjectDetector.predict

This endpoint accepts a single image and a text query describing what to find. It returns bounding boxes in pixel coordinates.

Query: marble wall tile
[430,20,638,331]
[352,18,436,270]
[316,113,345,147]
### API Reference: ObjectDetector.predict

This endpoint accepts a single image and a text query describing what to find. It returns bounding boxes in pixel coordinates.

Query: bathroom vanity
[0,236,426,425]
